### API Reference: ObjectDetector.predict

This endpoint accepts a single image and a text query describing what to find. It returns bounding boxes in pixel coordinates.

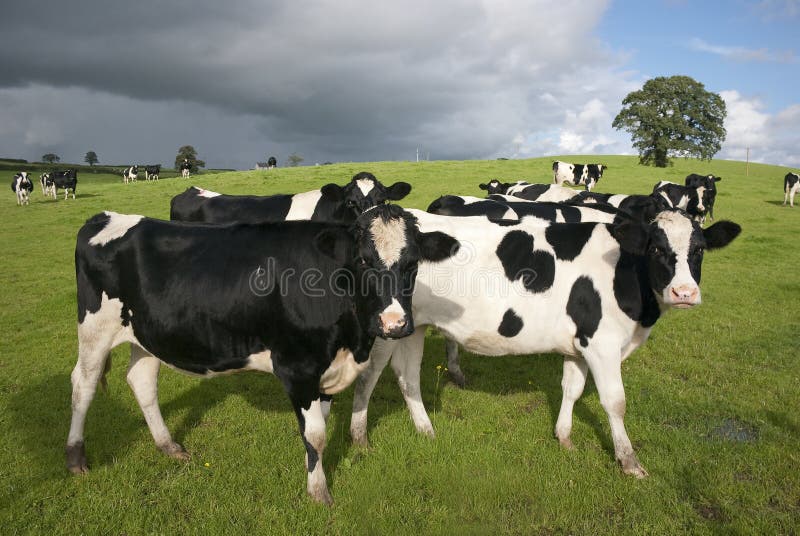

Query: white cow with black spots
[350,209,740,477]
[11,172,33,205]
[784,172,799,207]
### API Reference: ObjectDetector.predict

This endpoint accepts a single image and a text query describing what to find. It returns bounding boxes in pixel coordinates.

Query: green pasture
[1,156,798,534]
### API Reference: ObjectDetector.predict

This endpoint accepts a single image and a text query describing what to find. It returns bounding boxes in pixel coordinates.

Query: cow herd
[9,169,79,203]
[62,166,749,505]
[123,164,162,183]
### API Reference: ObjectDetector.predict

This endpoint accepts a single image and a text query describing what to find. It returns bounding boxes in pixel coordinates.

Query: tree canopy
[84,151,98,166]
[612,75,726,167]
[174,145,206,172]
[287,153,304,167]
[41,153,60,164]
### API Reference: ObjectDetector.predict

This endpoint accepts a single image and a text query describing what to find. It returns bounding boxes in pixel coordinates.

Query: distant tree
[84,151,99,166]
[612,75,727,167]
[174,145,206,172]
[42,153,60,164]
[287,153,304,167]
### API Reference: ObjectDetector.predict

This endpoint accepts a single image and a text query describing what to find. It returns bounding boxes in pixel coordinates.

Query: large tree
[174,145,206,172]
[84,151,98,166]
[612,75,726,167]
[287,153,304,167]
[41,153,60,164]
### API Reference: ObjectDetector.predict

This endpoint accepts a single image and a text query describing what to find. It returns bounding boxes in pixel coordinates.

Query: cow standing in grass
[784,172,799,207]
[11,172,33,205]
[145,165,160,181]
[123,166,138,184]
[67,205,459,505]
[552,161,606,191]
[350,209,740,478]
[180,159,191,178]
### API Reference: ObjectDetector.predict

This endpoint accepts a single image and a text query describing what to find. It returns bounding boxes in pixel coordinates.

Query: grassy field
[1,156,798,534]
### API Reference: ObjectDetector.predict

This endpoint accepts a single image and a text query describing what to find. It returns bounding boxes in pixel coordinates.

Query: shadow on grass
[5,368,361,496]
[764,200,791,206]
[365,334,616,462]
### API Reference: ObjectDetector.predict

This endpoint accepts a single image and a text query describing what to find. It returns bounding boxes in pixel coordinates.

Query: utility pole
[746,147,750,177]
[416,147,419,163]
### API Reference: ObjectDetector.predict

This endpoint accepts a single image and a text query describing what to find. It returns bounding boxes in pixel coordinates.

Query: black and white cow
[480,181,582,203]
[552,161,607,191]
[180,159,192,178]
[40,173,54,197]
[11,172,33,205]
[145,165,160,181]
[653,181,711,222]
[685,174,721,219]
[349,209,740,478]
[783,172,799,207]
[170,172,412,225]
[427,195,518,220]
[267,156,277,169]
[67,205,459,505]
[49,169,78,200]
[123,166,138,184]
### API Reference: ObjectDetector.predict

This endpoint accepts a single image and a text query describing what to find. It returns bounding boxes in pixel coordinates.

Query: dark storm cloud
[0,0,638,167]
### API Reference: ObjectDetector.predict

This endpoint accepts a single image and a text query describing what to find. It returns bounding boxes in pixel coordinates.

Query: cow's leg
[582,344,648,478]
[66,328,114,473]
[287,389,332,505]
[792,187,797,208]
[126,344,189,460]
[554,355,589,450]
[445,338,466,388]
[320,393,333,423]
[350,337,398,446]
[389,328,433,437]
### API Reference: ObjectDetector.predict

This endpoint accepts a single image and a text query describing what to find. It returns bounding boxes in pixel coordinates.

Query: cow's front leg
[350,337,398,447]
[284,380,332,505]
[555,355,588,450]
[582,344,648,478]
[389,328,433,437]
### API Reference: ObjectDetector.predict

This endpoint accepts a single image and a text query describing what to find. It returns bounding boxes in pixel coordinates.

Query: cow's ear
[418,231,460,262]
[478,183,489,190]
[314,228,352,263]
[714,176,722,182]
[610,220,649,255]
[320,183,345,201]
[703,221,741,250]
[385,181,412,201]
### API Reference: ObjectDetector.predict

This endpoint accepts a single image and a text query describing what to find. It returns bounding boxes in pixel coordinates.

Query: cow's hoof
[620,456,648,478]
[309,486,334,506]
[558,437,575,450]
[159,442,191,461]
[66,442,88,474]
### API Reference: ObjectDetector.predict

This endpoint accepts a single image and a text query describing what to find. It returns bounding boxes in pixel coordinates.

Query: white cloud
[719,90,800,167]
[688,38,796,63]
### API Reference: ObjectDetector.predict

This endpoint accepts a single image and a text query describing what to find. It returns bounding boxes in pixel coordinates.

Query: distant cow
[783,172,799,207]
[478,179,520,195]
[653,181,710,222]
[145,165,160,181]
[180,159,191,178]
[67,205,459,505]
[11,172,33,205]
[267,156,277,169]
[553,161,606,191]
[40,172,54,197]
[170,172,412,225]
[493,183,583,203]
[426,195,518,220]
[685,174,721,219]
[123,166,138,184]
[49,169,78,200]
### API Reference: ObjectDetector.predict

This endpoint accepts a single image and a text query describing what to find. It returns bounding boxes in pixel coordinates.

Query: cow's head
[584,164,606,191]
[479,179,514,195]
[315,204,459,339]
[612,210,740,309]
[320,172,412,220]
[685,185,713,221]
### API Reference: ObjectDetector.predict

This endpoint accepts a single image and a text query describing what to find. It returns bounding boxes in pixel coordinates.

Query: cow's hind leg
[66,328,114,473]
[554,355,589,450]
[445,338,466,387]
[127,344,189,460]
[582,343,648,478]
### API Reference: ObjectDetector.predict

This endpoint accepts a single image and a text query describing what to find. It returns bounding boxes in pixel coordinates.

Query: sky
[0,0,798,170]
